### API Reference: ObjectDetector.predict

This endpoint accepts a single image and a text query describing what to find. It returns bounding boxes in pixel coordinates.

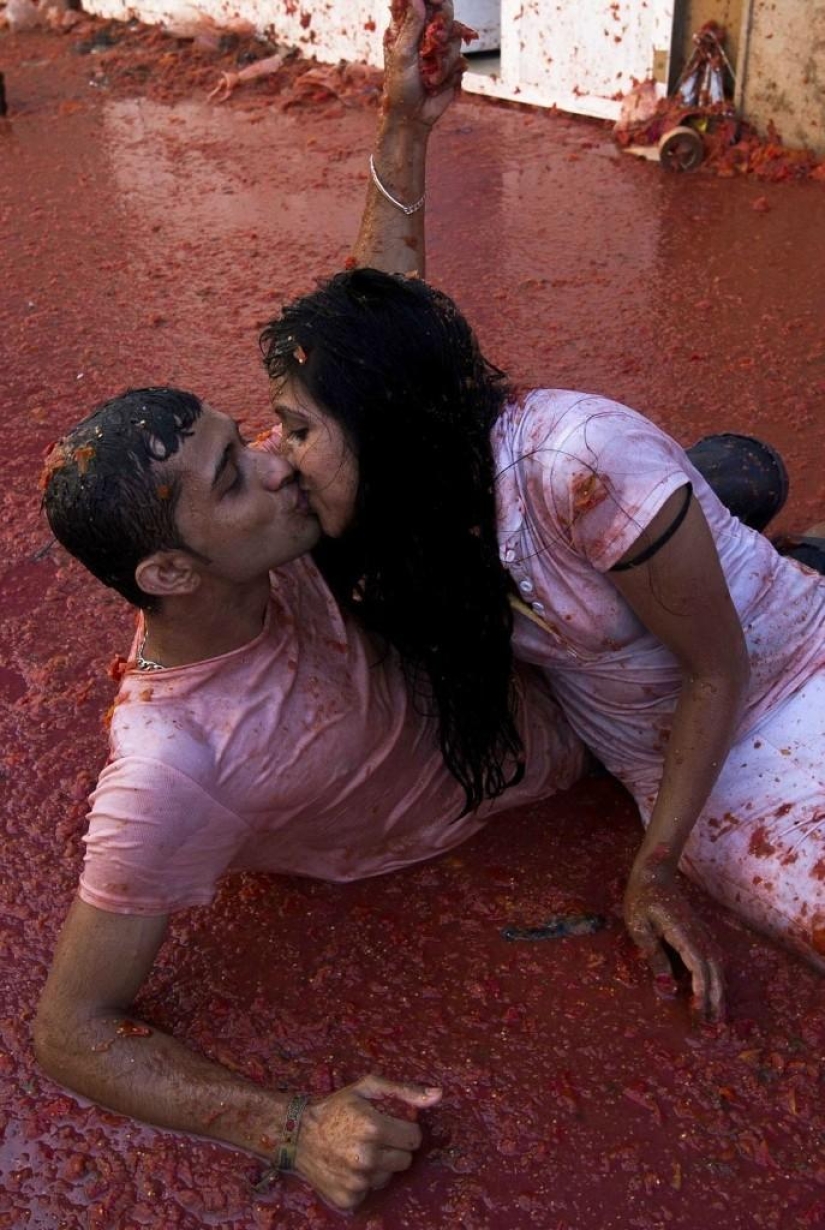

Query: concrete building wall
[80,0,386,64]
[737,0,825,153]
[672,0,742,87]
[478,0,676,121]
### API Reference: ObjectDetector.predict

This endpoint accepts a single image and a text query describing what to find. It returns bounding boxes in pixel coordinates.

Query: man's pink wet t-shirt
[80,555,585,915]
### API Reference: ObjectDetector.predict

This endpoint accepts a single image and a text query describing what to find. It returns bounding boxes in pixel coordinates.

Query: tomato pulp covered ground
[1,22,824,1229]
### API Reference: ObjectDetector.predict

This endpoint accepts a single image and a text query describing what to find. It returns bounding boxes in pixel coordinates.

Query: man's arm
[351,0,464,276]
[35,896,441,1211]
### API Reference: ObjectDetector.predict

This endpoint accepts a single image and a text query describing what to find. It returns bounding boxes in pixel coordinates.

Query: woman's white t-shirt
[492,389,825,812]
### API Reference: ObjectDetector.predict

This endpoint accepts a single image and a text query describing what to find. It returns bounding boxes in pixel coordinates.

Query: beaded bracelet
[254,1093,310,1190]
[276,1093,309,1171]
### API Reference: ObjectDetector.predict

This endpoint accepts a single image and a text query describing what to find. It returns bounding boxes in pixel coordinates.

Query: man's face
[167,404,321,581]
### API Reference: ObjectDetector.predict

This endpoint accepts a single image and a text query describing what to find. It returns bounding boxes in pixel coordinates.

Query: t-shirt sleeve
[519,393,692,572]
[79,757,252,916]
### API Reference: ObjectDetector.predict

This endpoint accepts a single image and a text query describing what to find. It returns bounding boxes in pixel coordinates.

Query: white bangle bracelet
[369,154,426,215]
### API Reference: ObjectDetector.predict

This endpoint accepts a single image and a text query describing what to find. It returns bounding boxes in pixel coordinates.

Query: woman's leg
[679,668,825,970]
[686,433,789,532]
[770,533,825,576]
[688,436,825,574]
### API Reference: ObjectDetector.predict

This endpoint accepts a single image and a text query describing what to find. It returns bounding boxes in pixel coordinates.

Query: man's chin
[274,524,323,566]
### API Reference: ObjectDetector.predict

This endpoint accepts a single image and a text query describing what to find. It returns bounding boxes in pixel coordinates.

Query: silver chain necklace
[136,632,165,672]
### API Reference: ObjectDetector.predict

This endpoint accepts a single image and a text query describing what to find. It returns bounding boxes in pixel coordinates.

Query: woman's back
[492,389,825,807]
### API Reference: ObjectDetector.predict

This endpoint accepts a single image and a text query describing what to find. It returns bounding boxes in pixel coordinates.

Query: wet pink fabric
[493,390,825,960]
[80,555,585,915]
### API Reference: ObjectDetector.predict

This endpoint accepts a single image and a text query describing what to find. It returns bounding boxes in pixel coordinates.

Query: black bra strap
[611,483,693,572]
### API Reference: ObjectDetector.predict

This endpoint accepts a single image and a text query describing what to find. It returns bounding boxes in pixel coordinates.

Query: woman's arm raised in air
[352,0,464,276]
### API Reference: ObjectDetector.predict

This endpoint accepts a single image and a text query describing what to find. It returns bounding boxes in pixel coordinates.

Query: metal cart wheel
[658,125,704,172]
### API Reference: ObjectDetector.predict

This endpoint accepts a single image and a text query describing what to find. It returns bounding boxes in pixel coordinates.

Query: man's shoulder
[106,692,217,792]
[103,732,216,793]
[83,746,242,917]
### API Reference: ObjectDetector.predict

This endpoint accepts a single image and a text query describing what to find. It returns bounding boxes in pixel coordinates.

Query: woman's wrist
[369,120,429,214]
[630,839,681,882]
[377,109,432,147]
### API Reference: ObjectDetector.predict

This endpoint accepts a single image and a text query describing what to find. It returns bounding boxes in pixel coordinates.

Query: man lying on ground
[36,384,586,1209]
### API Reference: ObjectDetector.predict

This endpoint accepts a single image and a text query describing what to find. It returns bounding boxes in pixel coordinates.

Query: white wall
[467,0,674,119]
[79,0,676,121]
[84,0,386,63]
[737,0,825,154]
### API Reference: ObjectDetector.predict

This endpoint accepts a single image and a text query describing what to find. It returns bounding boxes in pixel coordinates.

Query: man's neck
[140,575,271,669]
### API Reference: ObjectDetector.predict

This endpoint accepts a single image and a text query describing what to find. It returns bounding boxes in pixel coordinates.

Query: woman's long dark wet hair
[260,268,524,812]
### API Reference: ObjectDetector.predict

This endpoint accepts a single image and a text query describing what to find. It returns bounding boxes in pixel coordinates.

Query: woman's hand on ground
[623,861,725,1022]
[295,1074,442,1210]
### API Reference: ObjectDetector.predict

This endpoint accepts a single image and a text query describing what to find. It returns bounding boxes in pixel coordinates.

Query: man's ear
[134,550,202,600]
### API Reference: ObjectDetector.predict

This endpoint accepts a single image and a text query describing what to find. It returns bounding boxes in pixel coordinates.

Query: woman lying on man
[260,268,825,1020]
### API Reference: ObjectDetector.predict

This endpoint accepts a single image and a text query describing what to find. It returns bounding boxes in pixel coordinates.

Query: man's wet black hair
[42,386,203,610]
[260,268,524,813]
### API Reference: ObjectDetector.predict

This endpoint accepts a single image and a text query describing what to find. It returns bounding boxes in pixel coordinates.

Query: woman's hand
[623,854,725,1020]
[383,0,465,129]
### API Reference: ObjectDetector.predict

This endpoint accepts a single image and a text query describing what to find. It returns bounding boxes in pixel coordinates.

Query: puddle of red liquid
[1,24,824,1229]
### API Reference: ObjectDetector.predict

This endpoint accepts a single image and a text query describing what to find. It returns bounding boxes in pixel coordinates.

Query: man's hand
[296,1074,442,1211]
[383,0,466,129]
[623,859,725,1022]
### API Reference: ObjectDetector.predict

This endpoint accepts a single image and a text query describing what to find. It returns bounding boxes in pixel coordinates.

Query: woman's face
[271,380,359,539]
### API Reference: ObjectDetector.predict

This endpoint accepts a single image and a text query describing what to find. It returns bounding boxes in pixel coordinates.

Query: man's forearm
[351,115,430,276]
[35,890,437,1210]
[34,1007,288,1161]
[35,1003,442,1211]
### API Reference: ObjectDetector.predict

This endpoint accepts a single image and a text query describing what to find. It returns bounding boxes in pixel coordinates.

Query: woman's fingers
[649,903,725,1022]
[701,954,726,1021]
[626,879,726,1022]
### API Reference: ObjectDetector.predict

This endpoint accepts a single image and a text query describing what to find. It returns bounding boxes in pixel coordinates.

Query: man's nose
[258,449,295,492]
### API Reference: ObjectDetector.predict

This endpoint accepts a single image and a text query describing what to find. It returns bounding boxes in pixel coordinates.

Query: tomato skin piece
[386,1,477,93]
[420,4,478,94]
[116,1020,153,1038]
